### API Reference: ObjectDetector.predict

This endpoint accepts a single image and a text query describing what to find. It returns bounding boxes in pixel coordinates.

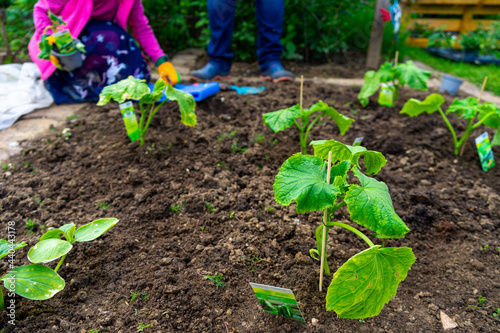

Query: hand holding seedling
[97,76,196,146]
[0,218,118,306]
[358,60,431,107]
[401,82,499,156]
[273,140,415,318]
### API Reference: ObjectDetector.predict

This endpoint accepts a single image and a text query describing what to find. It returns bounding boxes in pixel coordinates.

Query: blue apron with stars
[46,20,151,104]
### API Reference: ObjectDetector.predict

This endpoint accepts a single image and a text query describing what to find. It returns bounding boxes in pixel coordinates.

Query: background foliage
[1,0,380,63]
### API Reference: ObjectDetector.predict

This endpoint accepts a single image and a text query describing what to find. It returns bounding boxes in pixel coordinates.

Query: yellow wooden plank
[414,0,479,4]
[413,18,462,30]
[412,5,464,14]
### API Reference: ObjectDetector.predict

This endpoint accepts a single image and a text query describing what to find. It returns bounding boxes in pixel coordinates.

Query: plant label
[249,282,305,322]
[119,102,140,142]
[378,83,395,107]
[53,29,75,53]
[353,137,364,146]
[475,132,495,172]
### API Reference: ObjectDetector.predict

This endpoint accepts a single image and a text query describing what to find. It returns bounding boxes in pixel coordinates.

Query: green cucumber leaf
[39,229,65,241]
[0,239,26,260]
[27,239,73,263]
[394,61,431,91]
[326,246,415,318]
[477,103,500,129]
[263,105,302,133]
[378,62,395,83]
[447,97,479,119]
[166,84,197,127]
[273,154,340,213]
[97,76,150,105]
[309,101,354,135]
[74,218,119,243]
[60,223,76,242]
[358,71,381,107]
[345,167,409,238]
[315,224,330,276]
[311,140,386,175]
[400,94,445,117]
[2,264,65,300]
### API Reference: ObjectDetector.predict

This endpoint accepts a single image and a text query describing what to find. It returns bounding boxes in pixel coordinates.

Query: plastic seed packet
[475,132,495,172]
[250,283,305,322]
[378,83,395,107]
[119,102,140,142]
[353,137,364,146]
[53,29,75,53]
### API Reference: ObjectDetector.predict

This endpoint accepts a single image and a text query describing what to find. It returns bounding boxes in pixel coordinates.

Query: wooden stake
[300,75,304,110]
[319,151,333,292]
[394,51,399,66]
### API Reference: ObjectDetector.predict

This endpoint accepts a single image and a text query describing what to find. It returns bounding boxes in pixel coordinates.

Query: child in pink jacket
[29,0,179,104]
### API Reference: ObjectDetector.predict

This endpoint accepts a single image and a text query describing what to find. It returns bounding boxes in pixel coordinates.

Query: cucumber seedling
[400,93,500,155]
[263,101,354,154]
[273,140,415,319]
[97,76,196,146]
[358,60,431,107]
[0,218,119,306]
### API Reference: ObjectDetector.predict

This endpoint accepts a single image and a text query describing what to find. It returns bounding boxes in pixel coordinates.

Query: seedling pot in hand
[50,49,83,71]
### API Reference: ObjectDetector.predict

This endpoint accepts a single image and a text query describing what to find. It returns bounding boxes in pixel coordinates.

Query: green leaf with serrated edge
[447,97,480,119]
[477,104,500,129]
[28,239,72,263]
[263,105,302,133]
[0,240,26,260]
[40,229,64,241]
[358,71,381,107]
[345,167,409,238]
[315,224,330,276]
[326,246,415,318]
[492,130,500,146]
[274,154,340,213]
[2,264,65,300]
[309,101,354,135]
[311,140,386,175]
[378,62,395,83]
[97,76,150,105]
[166,84,197,127]
[60,223,75,242]
[74,218,119,242]
[400,94,445,117]
[394,61,431,91]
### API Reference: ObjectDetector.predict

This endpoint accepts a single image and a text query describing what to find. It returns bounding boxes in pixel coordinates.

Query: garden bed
[0,80,499,332]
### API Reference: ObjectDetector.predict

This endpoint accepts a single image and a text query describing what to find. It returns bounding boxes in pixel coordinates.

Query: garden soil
[1,80,499,333]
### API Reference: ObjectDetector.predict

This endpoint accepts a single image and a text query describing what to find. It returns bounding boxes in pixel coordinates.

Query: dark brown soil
[1,79,499,333]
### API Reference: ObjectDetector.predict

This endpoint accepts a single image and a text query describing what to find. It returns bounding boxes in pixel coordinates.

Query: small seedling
[129,290,148,302]
[482,245,490,250]
[35,197,44,206]
[170,205,180,213]
[205,202,214,213]
[204,273,225,288]
[98,77,196,146]
[229,212,235,218]
[217,161,228,169]
[30,169,36,174]
[0,163,14,170]
[231,139,247,154]
[62,128,72,140]
[493,308,500,317]
[478,296,487,305]
[263,101,354,154]
[200,227,205,232]
[23,162,31,167]
[270,138,279,146]
[265,206,275,214]
[218,130,237,142]
[358,60,431,107]
[273,140,415,319]
[25,219,45,235]
[66,115,79,121]
[137,322,150,332]
[401,94,499,156]
[96,202,109,210]
[243,255,263,272]
[88,329,99,333]
[251,133,265,143]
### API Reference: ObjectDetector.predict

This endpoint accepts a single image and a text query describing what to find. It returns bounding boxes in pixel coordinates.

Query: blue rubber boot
[191,62,231,81]
[260,61,294,82]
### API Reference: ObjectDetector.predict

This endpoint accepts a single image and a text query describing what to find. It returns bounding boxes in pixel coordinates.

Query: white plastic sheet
[0,63,53,131]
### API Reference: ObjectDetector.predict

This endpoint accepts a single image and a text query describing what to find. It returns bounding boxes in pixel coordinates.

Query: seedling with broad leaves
[263,101,354,154]
[401,94,500,156]
[0,218,118,307]
[358,60,431,107]
[273,140,415,318]
[97,76,196,146]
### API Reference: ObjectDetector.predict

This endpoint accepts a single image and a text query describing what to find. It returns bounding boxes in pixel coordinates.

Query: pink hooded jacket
[29,0,165,80]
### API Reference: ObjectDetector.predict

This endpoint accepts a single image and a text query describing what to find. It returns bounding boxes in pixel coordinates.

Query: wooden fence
[407,0,500,47]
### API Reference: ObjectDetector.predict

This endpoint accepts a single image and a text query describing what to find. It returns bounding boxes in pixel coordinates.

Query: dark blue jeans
[207,0,284,71]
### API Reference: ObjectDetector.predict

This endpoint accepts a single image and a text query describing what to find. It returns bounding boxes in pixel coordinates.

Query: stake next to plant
[273,140,415,318]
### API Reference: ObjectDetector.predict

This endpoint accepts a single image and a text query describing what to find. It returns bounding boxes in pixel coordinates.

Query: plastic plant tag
[378,83,395,107]
[353,137,364,146]
[119,102,140,142]
[249,282,305,322]
[475,132,495,172]
[53,29,75,53]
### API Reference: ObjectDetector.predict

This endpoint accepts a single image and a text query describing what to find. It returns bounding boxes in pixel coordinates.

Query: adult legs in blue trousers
[191,0,294,82]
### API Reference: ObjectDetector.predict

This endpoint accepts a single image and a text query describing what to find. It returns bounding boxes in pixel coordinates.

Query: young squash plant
[358,60,431,107]
[401,94,500,156]
[263,101,354,154]
[0,218,118,306]
[98,76,196,146]
[273,140,415,318]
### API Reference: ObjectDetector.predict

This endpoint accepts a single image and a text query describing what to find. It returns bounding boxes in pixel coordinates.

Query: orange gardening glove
[158,61,181,85]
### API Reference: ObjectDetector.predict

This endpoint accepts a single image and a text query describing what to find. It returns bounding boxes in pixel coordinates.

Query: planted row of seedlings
[2,61,499,323]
